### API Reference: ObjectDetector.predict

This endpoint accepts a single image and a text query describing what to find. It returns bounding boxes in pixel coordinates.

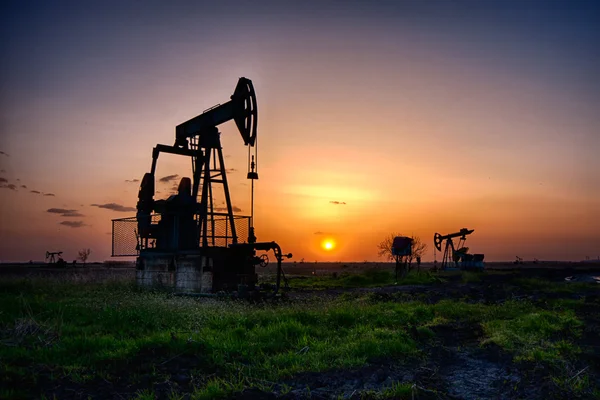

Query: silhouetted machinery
[514,256,523,265]
[112,77,291,297]
[433,228,484,270]
[45,251,66,267]
[392,236,413,280]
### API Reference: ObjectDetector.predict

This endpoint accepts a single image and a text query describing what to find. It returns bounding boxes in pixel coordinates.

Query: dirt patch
[430,347,523,399]
[277,363,418,399]
[430,322,483,347]
[416,322,523,399]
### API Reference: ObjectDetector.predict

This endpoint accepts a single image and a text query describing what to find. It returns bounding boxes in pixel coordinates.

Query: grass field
[1,268,599,399]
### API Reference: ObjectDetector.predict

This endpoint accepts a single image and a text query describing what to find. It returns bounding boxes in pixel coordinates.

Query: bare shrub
[78,248,91,264]
[377,233,427,264]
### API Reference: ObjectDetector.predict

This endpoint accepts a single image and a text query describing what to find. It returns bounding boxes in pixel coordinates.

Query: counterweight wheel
[259,253,269,268]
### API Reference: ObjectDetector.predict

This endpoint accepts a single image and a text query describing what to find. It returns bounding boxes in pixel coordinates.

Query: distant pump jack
[45,251,66,267]
[111,77,291,297]
[433,228,484,271]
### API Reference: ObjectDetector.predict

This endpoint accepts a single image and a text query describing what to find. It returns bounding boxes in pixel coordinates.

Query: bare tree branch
[78,248,91,264]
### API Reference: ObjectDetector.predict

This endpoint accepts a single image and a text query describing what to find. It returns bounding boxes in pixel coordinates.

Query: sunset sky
[1,0,598,263]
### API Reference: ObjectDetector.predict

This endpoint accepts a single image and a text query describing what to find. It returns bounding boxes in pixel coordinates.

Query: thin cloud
[0,177,7,183]
[43,193,56,197]
[62,212,84,217]
[47,208,84,217]
[1,184,17,190]
[159,174,179,183]
[226,168,237,173]
[91,203,136,212]
[20,185,27,189]
[0,151,8,157]
[0,169,5,173]
[47,208,76,214]
[59,221,86,228]
[125,179,140,183]
[30,190,41,194]
[330,201,347,205]
[314,231,333,235]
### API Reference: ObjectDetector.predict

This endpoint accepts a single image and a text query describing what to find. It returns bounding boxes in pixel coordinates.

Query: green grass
[482,310,582,362]
[287,269,442,289]
[461,271,483,283]
[0,280,424,396]
[512,277,596,294]
[134,389,156,400]
[361,381,414,399]
[381,381,414,398]
[0,277,593,398]
[191,378,245,400]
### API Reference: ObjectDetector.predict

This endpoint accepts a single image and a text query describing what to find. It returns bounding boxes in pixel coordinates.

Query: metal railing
[112,213,251,257]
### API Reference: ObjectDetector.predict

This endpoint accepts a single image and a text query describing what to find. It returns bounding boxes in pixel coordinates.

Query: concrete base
[175,256,213,293]
[136,254,213,293]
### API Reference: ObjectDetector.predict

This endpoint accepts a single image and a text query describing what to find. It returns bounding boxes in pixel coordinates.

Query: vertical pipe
[250,174,255,229]
[192,146,202,199]
[217,140,237,244]
[200,150,211,248]
[208,151,215,247]
[192,146,203,247]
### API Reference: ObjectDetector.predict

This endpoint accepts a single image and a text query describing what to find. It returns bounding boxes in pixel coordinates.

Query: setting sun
[321,239,336,251]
